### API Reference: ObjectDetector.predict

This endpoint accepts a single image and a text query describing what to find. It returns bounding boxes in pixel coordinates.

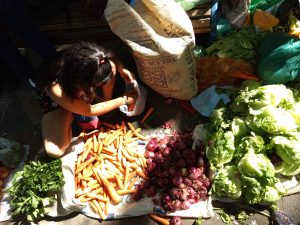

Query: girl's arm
[47,83,128,117]
[102,75,116,101]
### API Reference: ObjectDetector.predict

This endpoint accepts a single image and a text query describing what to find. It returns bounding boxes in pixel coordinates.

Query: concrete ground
[0,44,299,225]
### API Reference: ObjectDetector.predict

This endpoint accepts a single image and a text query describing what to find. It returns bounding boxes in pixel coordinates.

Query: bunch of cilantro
[8,159,64,221]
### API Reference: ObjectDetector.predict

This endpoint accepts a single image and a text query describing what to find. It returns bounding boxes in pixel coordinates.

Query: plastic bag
[0,137,22,168]
[196,56,258,92]
[249,0,284,14]
[221,0,250,28]
[119,80,147,117]
[191,85,230,117]
[257,32,300,84]
[175,0,209,11]
[105,0,198,100]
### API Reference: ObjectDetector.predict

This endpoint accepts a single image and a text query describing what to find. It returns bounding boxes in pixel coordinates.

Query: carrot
[124,164,130,186]
[104,131,121,146]
[78,196,92,203]
[81,142,93,163]
[92,168,102,185]
[87,179,98,186]
[116,176,124,190]
[124,137,139,144]
[92,200,106,220]
[136,167,148,180]
[76,155,82,168]
[122,148,137,162]
[117,138,123,162]
[124,130,133,139]
[92,188,103,195]
[127,176,138,190]
[102,121,116,130]
[127,170,137,184]
[117,189,137,195]
[122,157,127,168]
[93,134,98,153]
[102,146,116,154]
[101,153,117,161]
[86,192,108,202]
[128,163,138,170]
[148,214,170,225]
[141,107,155,124]
[127,122,148,140]
[105,200,110,216]
[89,201,99,214]
[121,120,126,133]
[97,141,103,154]
[81,129,99,140]
[76,156,96,175]
[97,172,121,204]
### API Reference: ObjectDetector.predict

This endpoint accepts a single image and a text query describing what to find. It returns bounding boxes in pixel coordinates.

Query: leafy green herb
[8,159,64,221]
[194,216,202,225]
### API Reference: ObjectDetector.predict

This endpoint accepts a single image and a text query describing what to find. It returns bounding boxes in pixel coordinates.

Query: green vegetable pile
[204,80,300,205]
[8,159,64,221]
[205,27,265,64]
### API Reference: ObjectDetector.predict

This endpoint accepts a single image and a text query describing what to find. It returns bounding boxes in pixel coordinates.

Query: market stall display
[1,0,300,224]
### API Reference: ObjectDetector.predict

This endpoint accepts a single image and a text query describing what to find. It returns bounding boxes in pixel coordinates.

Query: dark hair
[39,42,119,102]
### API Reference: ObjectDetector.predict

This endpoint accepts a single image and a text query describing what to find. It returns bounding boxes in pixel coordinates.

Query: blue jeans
[0,0,56,80]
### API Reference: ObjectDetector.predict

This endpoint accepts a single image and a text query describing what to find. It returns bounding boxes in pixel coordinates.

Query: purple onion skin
[170,216,183,225]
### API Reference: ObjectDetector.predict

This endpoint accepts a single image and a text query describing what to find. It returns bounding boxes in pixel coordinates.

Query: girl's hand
[120,68,136,83]
[124,89,137,111]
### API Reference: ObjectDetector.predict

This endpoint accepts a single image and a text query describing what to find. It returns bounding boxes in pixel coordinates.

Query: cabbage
[241,175,263,205]
[211,165,242,199]
[248,85,294,112]
[275,161,300,176]
[231,117,249,139]
[0,137,22,168]
[205,81,300,204]
[235,133,266,159]
[241,175,287,205]
[271,133,300,164]
[206,130,236,168]
[251,106,298,134]
[238,150,275,178]
[210,107,230,129]
[260,181,287,205]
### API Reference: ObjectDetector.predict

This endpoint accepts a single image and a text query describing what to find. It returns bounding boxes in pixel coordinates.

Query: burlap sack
[105,0,198,100]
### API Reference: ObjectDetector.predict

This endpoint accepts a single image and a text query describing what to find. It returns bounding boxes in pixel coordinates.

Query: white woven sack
[105,0,198,100]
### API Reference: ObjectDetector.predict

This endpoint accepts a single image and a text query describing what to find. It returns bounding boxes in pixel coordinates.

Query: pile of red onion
[134,132,211,212]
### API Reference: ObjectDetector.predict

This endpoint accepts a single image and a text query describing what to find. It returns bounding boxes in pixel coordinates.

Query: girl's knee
[44,141,69,158]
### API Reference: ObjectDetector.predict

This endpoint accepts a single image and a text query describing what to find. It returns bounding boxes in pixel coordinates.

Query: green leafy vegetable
[206,130,236,168]
[205,80,300,206]
[205,27,265,64]
[8,159,64,221]
[211,165,242,199]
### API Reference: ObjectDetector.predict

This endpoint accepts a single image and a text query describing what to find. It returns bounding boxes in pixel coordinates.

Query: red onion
[170,216,183,225]
[176,159,186,168]
[188,167,202,180]
[145,151,155,158]
[172,176,183,187]
[181,200,191,210]
[175,141,186,151]
[146,141,157,152]
[171,199,181,211]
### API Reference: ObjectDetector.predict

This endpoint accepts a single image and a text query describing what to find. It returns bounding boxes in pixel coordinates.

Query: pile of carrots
[74,121,149,219]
